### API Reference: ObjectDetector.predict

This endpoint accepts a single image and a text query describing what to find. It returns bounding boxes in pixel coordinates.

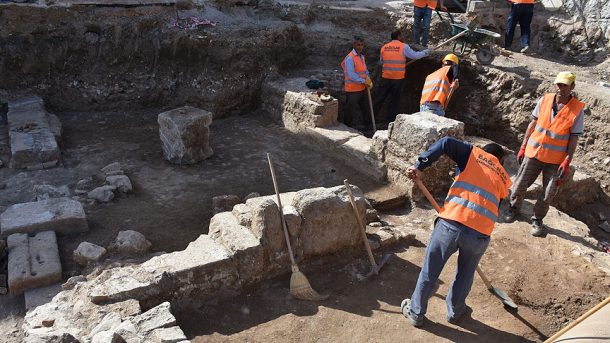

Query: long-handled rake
[344,179,391,278]
[414,178,518,309]
[267,153,328,301]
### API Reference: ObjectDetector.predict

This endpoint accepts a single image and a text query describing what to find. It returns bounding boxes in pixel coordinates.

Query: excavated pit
[1,1,610,342]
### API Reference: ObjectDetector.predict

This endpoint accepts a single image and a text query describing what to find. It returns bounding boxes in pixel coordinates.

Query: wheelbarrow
[436,11,502,65]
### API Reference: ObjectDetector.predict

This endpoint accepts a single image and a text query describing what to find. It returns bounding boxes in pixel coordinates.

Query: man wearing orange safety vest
[420,53,459,116]
[504,72,586,237]
[400,137,512,327]
[372,29,429,125]
[341,36,373,129]
[504,0,535,53]
[413,0,446,48]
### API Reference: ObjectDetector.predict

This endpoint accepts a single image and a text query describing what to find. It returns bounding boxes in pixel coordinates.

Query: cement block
[25,283,63,311]
[8,231,62,296]
[7,96,60,170]
[0,197,88,238]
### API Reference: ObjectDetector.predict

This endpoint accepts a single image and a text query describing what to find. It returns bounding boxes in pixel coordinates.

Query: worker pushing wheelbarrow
[436,10,502,65]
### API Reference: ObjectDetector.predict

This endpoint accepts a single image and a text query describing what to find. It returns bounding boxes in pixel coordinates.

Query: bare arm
[566,136,578,161]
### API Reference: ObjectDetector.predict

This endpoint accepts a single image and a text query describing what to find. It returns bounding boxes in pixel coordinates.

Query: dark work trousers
[504,3,534,49]
[344,90,372,128]
[373,78,404,124]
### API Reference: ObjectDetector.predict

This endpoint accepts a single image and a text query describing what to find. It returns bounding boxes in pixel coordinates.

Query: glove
[558,158,570,179]
[517,146,526,164]
[365,77,373,89]
[422,49,430,56]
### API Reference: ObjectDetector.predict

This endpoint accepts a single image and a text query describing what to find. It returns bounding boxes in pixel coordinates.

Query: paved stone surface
[7,96,60,170]
[0,197,88,238]
[24,283,63,311]
[8,231,62,296]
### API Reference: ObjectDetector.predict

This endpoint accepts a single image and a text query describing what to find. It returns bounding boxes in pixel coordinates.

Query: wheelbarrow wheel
[476,48,494,65]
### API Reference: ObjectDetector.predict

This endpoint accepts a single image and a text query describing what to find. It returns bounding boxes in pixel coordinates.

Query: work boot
[520,45,529,53]
[401,298,424,327]
[446,306,473,325]
[530,219,546,237]
[503,206,518,223]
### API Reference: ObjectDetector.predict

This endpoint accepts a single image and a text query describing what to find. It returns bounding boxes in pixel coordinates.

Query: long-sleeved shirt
[531,95,585,136]
[379,41,428,65]
[344,49,370,84]
[414,137,472,176]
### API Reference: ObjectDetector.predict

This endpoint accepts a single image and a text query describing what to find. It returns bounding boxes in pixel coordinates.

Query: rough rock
[24,329,79,343]
[7,96,60,170]
[109,230,151,255]
[46,112,63,141]
[132,302,176,334]
[370,129,389,162]
[88,185,116,203]
[291,184,364,256]
[106,175,133,193]
[232,203,252,227]
[209,212,266,283]
[282,205,302,237]
[0,197,88,237]
[212,195,241,214]
[24,283,63,311]
[365,209,380,223]
[150,326,188,343]
[157,106,213,164]
[385,112,465,200]
[76,177,97,193]
[73,242,107,266]
[280,90,338,131]
[246,197,286,261]
[62,275,87,291]
[90,312,122,337]
[91,331,123,343]
[8,231,62,295]
[33,184,70,201]
[101,162,123,175]
[243,192,260,201]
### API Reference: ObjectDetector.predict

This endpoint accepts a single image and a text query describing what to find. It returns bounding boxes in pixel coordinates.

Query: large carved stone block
[157,106,213,164]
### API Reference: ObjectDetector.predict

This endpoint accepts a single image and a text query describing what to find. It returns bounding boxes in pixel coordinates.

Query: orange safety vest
[439,146,512,236]
[525,94,585,164]
[511,0,534,4]
[341,50,367,92]
[420,66,451,107]
[381,40,406,80]
[414,0,437,9]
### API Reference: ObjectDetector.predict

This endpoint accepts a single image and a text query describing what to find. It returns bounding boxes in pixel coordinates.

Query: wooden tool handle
[415,178,442,213]
[344,179,377,268]
[366,88,377,132]
[267,153,297,266]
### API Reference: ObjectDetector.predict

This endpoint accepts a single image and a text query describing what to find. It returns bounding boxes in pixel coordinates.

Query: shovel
[414,178,518,309]
[267,153,328,301]
[344,179,391,278]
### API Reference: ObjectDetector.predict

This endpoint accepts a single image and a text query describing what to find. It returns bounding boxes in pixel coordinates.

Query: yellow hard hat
[442,53,459,65]
[554,71,576,86]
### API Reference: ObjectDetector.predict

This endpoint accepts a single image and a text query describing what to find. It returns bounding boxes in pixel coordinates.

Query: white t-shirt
[531,96,585,135]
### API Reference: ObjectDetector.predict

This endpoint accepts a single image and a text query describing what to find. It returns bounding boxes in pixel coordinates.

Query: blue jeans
[420,102,445,116]
[504,3,534,49]
[409,218,490,321]
[413,6,433,47]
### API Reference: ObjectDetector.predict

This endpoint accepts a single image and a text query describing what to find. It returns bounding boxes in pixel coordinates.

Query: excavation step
[0,197,88,238]
[7,96,60,170]
[7,231,62,296]
[365,184,408,211]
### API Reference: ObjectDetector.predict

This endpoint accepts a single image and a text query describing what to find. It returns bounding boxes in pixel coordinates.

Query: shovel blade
[490,286,518,309]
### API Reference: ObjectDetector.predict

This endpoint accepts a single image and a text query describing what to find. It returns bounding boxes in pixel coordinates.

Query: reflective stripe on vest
[525,93,585,164]
[381,41,406,80]
[341,51,367,92]
[439,146,512,236]
[414,0,437,9]
[420,66,451,107]
[511,0,534,4]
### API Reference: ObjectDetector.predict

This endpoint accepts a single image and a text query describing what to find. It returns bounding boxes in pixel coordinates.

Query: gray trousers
[509,156,560,221]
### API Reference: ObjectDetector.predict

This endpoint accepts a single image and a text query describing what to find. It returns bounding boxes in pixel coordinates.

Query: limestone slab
[24,283,63,311]
[7,96,60,170]
[0,197,88,238]
[8,231,62,296]
[158,106,213,164]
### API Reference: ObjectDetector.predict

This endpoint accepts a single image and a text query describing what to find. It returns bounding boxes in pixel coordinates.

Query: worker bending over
[420,54,459,116]
[504,72,586,237]
[401,137,512,327]
[341,36,374,130]
[373,29,429,126]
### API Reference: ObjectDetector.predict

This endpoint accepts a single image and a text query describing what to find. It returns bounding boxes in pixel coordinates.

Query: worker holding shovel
[401,137,512,327]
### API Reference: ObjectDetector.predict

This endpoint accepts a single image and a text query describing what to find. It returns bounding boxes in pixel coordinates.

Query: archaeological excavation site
[1,0,610,342]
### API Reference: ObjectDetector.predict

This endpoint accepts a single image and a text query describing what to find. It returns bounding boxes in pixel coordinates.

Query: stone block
[209,212,266,283]
[33,184,70,201]
[291,185,365,257]
[158,106,213,164]
[109,230,151,255]
[282,205,302,237]
[133,302,176,334]
[24,283,63,311]
[106,175,133,193]
[8,231,62,296]
[245,198,286,261]
[281,91,338,131]
[232,203,252,227]
[150,326,188,343]
[385,112,464,199]
[7,96,60,170]
[0,197,88,238]
[88,185,116,203]
[73,242,107,266]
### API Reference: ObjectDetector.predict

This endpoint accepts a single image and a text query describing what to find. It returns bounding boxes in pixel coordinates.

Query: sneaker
[503,206,518,223]
[401,298,424,327]
[446,306,473,324]
[520,45,529,53]
[530,219,546,237]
